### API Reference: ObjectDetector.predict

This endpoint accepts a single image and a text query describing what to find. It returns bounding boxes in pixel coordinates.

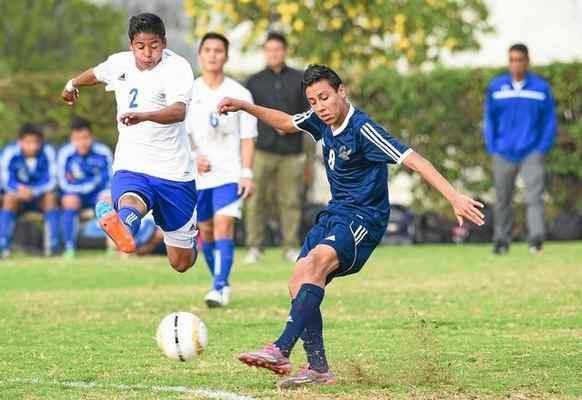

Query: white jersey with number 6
[186,77,257,190]
[93,49,195,182]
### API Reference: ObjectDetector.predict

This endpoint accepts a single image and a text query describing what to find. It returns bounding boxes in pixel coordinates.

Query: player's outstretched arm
[217,97,297,134]
[61,68,101,105]
[119,102,186,126]
[403,152,485,227]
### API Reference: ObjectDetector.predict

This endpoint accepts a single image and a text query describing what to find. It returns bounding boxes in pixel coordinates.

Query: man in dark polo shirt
[245,32,309,263]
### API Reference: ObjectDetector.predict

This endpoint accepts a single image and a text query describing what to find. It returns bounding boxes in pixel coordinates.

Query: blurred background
[1,0,581,251]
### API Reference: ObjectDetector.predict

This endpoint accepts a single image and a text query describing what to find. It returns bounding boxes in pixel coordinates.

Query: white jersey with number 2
[93,49,195,182]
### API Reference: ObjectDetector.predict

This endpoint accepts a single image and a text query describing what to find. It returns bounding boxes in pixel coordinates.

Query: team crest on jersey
[209,112,220,128]
[338,145,352,160]
[118,73,127,81]
[501,84,511,91]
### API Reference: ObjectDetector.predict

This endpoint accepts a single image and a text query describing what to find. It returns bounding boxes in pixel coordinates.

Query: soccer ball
[156,312,208,361]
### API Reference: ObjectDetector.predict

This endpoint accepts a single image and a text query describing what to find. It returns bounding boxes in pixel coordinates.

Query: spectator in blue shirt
[0,123,60,258]
[483,44,557,255]
[58,117,112,258]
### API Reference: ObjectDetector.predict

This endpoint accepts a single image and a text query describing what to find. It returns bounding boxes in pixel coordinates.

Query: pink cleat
[278,365,337,389]
[238,344,292,376]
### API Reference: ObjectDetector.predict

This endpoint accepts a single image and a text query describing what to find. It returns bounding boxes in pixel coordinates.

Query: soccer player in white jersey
[60,13,198,272]
[186,32,257,307]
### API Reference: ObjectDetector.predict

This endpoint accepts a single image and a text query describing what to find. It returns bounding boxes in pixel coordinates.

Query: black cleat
[493,242,509,255]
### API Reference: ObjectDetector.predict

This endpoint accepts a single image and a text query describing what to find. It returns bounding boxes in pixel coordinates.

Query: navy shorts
[12,192,47,214]
[298,211,384,283]
[111,170,198,249]
[197,183,241,222]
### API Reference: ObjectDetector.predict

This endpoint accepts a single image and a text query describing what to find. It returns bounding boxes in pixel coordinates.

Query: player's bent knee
[170,259,193,273]
[62,195,81,210]
[301,251,338,282]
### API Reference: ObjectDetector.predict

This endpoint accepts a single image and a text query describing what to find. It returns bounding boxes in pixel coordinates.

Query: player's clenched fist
[61,80,79,105]
[217,97,246,115]
[119,112,148,126]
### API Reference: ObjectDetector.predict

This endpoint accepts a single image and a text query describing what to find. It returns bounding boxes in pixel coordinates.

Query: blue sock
[301,308,329,373]
[0,210,16,251]
[274,283,325,357]
[202,240,216,276]
[213,239,234,291]
[44,209,61,253]
[118,207,142,236]
[62,209,79,251]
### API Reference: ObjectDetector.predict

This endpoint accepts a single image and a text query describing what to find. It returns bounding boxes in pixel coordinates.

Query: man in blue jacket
[0,123,60,258]
[483,43,557,254]
[57,117,113,258]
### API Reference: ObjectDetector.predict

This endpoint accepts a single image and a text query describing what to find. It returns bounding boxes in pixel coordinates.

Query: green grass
[0,243,581,399]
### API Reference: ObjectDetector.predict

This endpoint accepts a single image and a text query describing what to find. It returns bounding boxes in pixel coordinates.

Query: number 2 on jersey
[129,88,138,108]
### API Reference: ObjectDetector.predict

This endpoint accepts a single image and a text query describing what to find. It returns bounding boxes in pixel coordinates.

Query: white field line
[1,378,257,400]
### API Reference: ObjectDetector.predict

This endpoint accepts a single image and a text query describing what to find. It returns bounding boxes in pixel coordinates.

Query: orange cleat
[95,201,136,254]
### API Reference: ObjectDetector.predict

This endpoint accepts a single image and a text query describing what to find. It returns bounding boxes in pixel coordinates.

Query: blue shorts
[197,183,241,222]
[111,170,198,248]
[299,210,383,284]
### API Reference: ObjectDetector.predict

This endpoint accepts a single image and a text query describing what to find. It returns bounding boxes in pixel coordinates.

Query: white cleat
[221,286,231,306]
[204,290,224,308]
[244,247,262,264]
[284,248,300,263]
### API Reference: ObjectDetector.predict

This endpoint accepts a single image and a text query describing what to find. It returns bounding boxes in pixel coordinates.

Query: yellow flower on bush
[293,19,305,31]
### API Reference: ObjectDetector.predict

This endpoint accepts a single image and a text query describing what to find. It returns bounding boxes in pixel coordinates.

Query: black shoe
[493,242,509,255]
[528,241,543,255]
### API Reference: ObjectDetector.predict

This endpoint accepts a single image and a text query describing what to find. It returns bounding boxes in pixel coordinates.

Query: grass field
[0,243,581,399]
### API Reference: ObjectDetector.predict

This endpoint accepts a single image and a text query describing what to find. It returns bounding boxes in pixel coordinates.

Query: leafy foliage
[352,63,582,211]
[0,0,124,74]
[184,0,491,70]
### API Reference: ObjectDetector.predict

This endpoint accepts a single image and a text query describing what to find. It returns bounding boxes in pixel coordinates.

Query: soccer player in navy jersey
[217,65,485,388]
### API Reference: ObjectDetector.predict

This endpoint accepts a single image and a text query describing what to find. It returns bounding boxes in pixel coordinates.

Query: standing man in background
[483,43,557,255]
[245,32,310,264]
[187,32,257,308]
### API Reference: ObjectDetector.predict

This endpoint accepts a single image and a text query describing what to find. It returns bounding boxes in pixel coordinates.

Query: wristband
[241,168,253,179]
[65,79,77,92]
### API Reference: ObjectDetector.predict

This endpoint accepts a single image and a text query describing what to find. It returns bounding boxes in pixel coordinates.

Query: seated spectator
[0,123,59,258]
[57,117,112,258]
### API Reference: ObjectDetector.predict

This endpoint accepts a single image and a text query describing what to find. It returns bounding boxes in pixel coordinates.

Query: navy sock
[274,283,325,357]
[44,209,61,253]
[213,239,234,291]
[118,206,141,236]
[201,240,216,276]
[301,308,329,373]
[0,210,16,251]
[62,209,79,251]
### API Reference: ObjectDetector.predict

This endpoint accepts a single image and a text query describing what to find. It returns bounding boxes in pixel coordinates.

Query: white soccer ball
[156,312,208,361]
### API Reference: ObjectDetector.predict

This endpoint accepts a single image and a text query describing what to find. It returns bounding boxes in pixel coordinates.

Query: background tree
[0,0,124,74]
[0,0,123,145]
[183,0,491,70]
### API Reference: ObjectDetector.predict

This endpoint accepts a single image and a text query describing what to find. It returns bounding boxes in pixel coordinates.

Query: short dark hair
[265,31,287,48]
[509,43,529,57]
[128,13,166,42]
[19,123,43,139]
[199,32,230,54]
[70,116,92,132]
[302,64,343,91]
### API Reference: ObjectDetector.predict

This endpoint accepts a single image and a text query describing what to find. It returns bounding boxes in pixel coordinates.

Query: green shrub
[352,63,582,213]
[1,62,580,215]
